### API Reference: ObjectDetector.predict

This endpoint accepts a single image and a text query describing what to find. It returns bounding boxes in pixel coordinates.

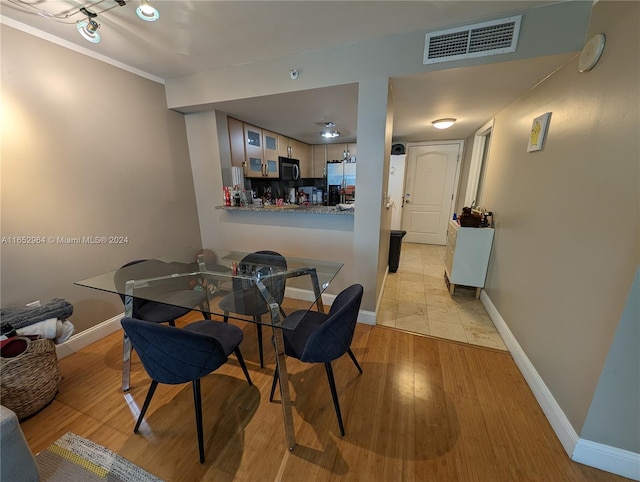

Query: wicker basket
[0,337,61,420]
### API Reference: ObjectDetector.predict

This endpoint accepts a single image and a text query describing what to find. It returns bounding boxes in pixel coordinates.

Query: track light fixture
[76,7,100,43]
[8,0,160,45]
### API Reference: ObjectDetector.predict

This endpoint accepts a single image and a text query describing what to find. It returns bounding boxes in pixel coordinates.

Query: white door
[402,143,461,245]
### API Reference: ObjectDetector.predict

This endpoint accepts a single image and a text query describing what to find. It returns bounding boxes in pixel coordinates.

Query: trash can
[388,230,406,273]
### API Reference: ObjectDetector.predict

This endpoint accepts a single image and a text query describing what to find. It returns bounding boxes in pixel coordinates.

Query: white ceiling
[1,0,579,144]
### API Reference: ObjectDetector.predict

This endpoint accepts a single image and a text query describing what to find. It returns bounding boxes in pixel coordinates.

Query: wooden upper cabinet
[228,117,245,168]
[263,130,279,179]
[326,143,345,162]
[243,123,264,178]
[244,123,262,159]
[312,144,327,178]
[298,142,312,178]
[326,143,357,162]
[277,135,291,158]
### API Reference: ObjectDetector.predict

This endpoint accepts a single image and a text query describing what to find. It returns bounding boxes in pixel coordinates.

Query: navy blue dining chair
[218,251,288,368]
[115,259,208,324]
[121,317,252,463]
[269,283,364,436]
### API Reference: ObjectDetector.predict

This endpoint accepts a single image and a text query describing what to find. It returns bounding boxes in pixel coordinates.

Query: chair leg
[223,312,229,323]
[347,348,363,374]
[255,316,264,368]
[324,362,345,436]
[234,348,253,386]
[134,380,158,433]
[192,379,205,464]
[269,365,279,402]
[169,320,176,327]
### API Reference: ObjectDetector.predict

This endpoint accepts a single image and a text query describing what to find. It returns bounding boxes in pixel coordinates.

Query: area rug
[35,432,164,482]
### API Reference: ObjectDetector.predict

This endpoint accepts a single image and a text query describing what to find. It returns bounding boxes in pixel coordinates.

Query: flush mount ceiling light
[136,0,159,21]
[9,0,160,44]
[321,129,341,139]
[432,118,457,129]
[319,122,340,139]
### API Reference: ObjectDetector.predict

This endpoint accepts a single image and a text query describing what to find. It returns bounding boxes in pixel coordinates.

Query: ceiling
[1,1,580,144]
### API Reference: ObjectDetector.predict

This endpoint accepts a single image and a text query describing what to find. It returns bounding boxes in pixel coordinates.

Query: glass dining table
[75,247,344,450]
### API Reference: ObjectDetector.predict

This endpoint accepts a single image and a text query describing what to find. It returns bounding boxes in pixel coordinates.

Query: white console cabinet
[444,220,494,298]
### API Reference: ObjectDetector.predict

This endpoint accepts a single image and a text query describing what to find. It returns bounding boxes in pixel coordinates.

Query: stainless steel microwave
[279,157,300,181]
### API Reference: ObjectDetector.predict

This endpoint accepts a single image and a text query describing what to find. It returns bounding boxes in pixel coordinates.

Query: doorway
[401,142,463,245]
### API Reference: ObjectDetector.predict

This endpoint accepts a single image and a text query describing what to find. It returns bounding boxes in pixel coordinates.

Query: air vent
[423,15,522,64]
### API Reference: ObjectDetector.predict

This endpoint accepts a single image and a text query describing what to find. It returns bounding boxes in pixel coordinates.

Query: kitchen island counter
[216,205,354,215]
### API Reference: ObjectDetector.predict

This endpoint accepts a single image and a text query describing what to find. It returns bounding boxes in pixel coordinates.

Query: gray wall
[1,26,202,332]
[581,267,640,452]
[480,0,639,447]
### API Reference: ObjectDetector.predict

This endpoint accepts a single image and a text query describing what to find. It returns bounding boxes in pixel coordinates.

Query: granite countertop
[216,205,354,215]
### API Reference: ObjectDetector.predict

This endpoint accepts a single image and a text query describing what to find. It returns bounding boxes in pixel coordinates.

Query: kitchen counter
[216,205,354,215]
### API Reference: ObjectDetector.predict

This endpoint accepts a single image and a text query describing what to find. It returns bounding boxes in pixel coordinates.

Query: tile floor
[379,242,508,351]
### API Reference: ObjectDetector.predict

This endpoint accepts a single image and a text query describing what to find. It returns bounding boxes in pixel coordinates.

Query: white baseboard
[573,439,640,481]
[284,286,374,325]
[480,291,640,480]
[55,313,123,360]
[480,291,579,455]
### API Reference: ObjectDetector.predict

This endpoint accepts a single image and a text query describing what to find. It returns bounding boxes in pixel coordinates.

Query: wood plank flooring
[20,308,628,481]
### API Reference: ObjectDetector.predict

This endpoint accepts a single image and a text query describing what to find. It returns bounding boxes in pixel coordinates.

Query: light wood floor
[21,308,627,482]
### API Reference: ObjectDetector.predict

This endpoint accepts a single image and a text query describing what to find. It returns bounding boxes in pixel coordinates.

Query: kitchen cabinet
[444,220,494,299]
[244,124,278,178]
[277,135,294,159]
[262,130,279,179]
[298,142,312,178]
[326,143,357,162]
[278,135,312,177]
[312,145,327,178]
[243,123,263,178]
[228,117,245,168]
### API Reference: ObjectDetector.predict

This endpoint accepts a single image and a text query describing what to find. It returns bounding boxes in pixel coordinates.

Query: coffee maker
[327,185,341,206]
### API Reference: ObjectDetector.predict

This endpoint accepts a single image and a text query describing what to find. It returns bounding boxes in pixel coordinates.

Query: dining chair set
[117,252,364,463]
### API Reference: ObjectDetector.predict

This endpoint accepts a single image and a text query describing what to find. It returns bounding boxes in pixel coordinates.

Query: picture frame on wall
[527,112,551,152]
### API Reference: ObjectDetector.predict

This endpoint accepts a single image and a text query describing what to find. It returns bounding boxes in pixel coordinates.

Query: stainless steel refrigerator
[326,161,356,205]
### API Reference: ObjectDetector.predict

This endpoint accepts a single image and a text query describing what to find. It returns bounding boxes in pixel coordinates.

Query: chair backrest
[115,260,190,316]
[232,250,288,309]
[121,317,228,384]
[300,284,364,363]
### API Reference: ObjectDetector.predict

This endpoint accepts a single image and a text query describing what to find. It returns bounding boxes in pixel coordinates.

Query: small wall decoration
[527,112,551,152]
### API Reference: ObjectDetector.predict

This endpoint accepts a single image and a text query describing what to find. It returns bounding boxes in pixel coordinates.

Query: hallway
[379,242,507,351]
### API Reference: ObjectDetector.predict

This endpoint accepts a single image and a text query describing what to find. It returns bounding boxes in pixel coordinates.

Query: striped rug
[36,432,163,482]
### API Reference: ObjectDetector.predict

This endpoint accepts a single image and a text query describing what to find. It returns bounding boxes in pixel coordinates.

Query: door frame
[404,139,465,233]
[464,119,494,207]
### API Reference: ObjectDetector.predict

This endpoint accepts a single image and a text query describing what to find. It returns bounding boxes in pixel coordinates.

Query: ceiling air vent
[423,15,522,64]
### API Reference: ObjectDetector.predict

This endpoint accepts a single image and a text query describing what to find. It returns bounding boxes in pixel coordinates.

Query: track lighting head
[77,12,100,44]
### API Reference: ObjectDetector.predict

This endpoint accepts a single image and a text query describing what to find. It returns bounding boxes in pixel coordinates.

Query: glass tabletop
[75,248,343,330]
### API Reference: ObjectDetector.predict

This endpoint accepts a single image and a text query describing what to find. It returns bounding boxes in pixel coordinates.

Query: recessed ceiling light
[432,118,456,129]
[136,0,160,21]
